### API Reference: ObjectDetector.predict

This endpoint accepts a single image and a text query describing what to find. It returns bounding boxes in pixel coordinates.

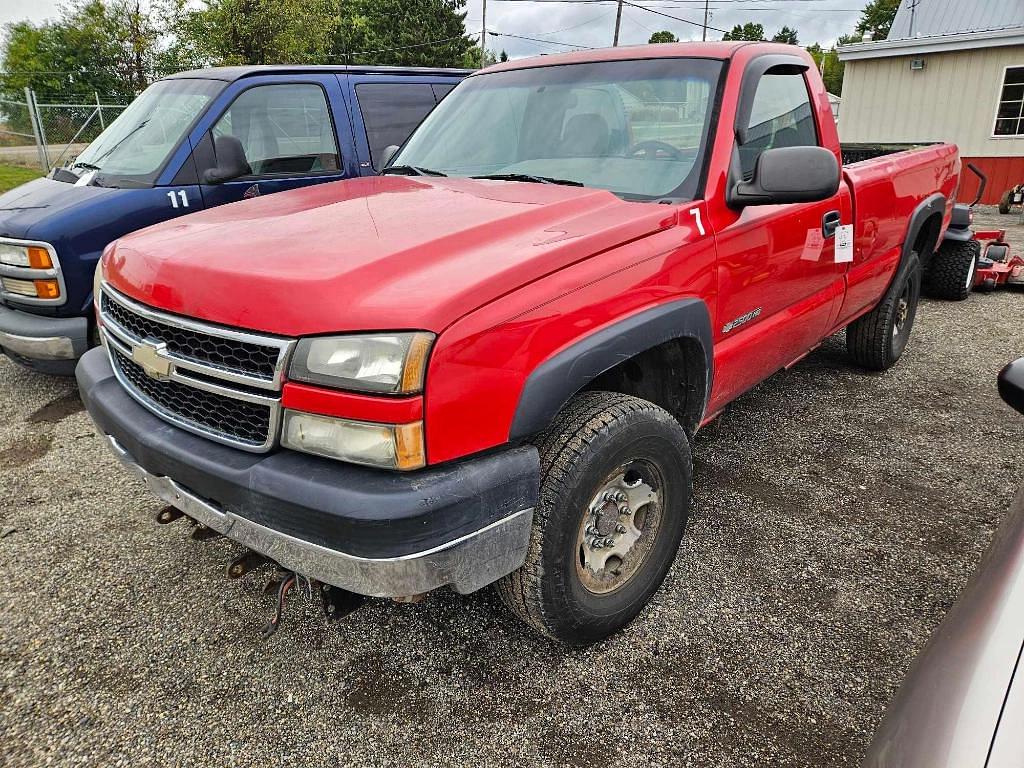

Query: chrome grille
[98,283,294,452]
[111,347,273,447]
[99,290,282,383]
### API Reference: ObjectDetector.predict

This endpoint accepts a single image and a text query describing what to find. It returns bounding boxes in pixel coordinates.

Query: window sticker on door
[801,228,824,261]
[835,224,854,263]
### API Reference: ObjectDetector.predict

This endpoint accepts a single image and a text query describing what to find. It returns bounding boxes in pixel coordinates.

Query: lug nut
[591,538,603,549]
[615,524,626,533]
[604,537,615,547]
[619,505,630,516]
[615,491,626,502]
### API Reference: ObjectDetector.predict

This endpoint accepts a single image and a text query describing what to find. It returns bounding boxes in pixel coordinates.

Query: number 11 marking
[167,190,189,209]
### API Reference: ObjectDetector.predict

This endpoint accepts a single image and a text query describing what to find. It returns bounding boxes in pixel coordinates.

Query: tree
[648,30,678,44]
[722,23,764,42]
[806,42,844,95]
[856,0,899,40]
[771,26,798,45]
[337,0,476,67]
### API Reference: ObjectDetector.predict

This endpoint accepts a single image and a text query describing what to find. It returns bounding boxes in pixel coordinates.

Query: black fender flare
[509,298,713,441]
[902,193,946,270]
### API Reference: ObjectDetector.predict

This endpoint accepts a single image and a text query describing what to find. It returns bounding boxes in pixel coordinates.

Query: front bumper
[0,301,89,375]
[77,347,539,597]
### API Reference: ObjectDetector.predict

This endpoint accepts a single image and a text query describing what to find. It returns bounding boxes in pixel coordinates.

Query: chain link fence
[0,88,128,171]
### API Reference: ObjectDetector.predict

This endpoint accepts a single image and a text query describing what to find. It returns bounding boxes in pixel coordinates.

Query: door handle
[822,210,841,239]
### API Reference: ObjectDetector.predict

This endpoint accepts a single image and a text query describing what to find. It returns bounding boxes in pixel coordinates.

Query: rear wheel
[847,252,921,371]
[497,391,691,645]
[999,190,1013,215]
[924,239,979,300]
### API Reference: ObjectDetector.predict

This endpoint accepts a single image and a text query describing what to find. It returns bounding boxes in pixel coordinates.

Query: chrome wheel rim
[965,256,976,290]
[893,285,910,339]
[575,461,663,595]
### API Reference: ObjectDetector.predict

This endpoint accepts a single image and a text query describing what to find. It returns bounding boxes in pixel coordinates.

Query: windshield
[71,78,222,186]
[392,58,723,201]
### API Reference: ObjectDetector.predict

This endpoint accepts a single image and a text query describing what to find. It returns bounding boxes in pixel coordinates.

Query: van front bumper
[76,347,539,597]
[0,302,89,375]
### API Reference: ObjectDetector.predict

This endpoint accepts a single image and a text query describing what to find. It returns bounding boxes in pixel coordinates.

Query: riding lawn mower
[925,164,1024,300]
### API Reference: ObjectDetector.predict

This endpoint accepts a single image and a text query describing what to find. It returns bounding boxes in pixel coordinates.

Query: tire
[846,252,922,371]
[999,190,1012,215]
[924,239,979,300]
[497,391,691,645]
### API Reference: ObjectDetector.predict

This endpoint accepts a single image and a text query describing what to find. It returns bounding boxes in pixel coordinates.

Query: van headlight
[288,332,433,394]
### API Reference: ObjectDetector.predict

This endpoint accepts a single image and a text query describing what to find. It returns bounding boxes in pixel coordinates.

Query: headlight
[281,411,425,470]
[0,243,52,269]
[289,332,433,394]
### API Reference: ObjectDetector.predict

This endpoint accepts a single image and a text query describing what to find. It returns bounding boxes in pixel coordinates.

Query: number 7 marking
[689,208,705,236]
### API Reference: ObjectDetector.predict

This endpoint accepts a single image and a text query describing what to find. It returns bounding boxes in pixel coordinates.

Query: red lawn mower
[924,164,1024,300]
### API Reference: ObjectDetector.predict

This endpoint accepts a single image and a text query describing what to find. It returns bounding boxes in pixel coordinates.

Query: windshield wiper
[70,160,101,172]
[381,165,447,177]
[472,173,583,187]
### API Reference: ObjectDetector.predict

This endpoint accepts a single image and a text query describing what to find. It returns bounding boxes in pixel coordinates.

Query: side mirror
[202,135,251,185]
[999,358,1024,416]
[380,144,401,169]
[729,146,840,208]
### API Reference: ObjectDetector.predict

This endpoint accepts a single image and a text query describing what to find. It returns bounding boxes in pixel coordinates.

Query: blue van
[0,65,468,374]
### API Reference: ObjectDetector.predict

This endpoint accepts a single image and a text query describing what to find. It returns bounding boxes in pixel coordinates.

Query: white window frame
[991,63,1024,139]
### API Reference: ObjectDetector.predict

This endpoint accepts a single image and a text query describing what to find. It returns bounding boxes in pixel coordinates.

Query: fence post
[95,91,105,129]
[24,87,50,172]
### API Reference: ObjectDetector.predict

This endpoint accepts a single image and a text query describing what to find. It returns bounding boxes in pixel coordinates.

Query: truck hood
[0,177,120,240]
[106,176,678,336]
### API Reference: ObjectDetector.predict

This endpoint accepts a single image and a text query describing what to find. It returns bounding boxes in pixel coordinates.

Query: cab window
[738,71,818,180]
[356,83,439,170]
[211,84,340,177]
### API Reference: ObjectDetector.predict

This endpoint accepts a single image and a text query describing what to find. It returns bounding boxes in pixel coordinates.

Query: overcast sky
[1,0,865,61]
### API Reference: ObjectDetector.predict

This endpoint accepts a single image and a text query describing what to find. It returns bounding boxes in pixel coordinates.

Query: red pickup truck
[77,42,960,644]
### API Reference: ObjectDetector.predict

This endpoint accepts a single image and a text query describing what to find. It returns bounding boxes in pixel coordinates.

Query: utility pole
[481,0,487,67]
[909,0,918,37]
[613,0,623,46]
[702,0,709,41]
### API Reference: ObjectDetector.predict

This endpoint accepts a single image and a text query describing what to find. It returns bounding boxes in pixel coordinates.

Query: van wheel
[496,392,691,645]
[847,252,921,371]
[924,239,979,300]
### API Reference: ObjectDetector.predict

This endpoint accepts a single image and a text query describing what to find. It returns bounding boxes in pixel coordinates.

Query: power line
[490,31,594,48]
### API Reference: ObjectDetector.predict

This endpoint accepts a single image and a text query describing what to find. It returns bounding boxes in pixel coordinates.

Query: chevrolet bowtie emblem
[132,339,171,380]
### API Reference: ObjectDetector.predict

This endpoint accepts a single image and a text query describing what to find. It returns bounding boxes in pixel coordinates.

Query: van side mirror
[999,358,1024,416]
[380,145,401,169]
[728,146,840,208]
[202,135,252,185]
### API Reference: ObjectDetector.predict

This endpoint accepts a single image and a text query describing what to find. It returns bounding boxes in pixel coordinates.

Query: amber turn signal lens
[34,279,60,299]
[27,246,52,269]
[400,333,434,393]
[395,421,426,471]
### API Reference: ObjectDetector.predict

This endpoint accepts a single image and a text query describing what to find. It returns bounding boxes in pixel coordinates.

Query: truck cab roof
[164,64,474,82]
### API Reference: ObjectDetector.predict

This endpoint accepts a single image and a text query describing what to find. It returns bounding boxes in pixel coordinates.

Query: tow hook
[227,550,271,579]
[321,583,366,621]
[155,506,183,524]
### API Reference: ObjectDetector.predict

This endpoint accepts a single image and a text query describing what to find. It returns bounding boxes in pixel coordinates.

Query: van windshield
[390,58,723,201]
[70,78,222,187]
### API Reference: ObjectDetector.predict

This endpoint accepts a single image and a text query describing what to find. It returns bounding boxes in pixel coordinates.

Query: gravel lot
[2,207,1023,767]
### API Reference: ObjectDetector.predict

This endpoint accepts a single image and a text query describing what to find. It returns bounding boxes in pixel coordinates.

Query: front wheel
[846,252,922,371]
[924,239,979,300]
[497,392,691,645]
[999,190,1013,215]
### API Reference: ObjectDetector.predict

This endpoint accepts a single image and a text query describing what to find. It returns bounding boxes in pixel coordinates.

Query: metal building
[838,0,1024,204]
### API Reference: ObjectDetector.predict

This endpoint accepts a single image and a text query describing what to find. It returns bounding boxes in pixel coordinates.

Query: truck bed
[841,142,940,166]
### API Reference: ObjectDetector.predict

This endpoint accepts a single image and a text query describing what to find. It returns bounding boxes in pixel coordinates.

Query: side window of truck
[211,84,341,176]
[356,83,439,170]
[738,71,818,180]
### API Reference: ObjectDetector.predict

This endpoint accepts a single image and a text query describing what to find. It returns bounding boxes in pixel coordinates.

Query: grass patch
[0,164,43,194]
